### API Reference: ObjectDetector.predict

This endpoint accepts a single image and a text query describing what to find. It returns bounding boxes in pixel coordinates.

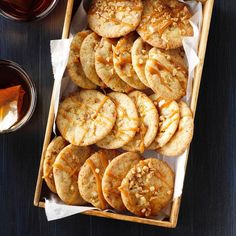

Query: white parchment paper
[45,0,202,221]
[0,100,18,131]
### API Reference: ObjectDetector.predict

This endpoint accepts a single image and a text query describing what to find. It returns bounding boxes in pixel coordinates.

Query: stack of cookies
[43,145,174,217]
[56,89,194,156]
[43,0,196,218]
[67,0,193,99]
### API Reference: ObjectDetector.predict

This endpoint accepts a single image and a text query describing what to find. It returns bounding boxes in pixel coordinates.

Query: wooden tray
[34,0,214,228]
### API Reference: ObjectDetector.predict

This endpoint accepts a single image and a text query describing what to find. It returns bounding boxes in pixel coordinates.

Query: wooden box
[34,0,214,228]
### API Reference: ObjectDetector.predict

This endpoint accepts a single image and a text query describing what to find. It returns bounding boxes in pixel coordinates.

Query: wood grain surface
[0,0,235,235]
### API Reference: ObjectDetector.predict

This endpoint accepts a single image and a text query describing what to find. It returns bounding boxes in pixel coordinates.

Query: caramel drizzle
[141,2,190,36]
[96,11,134,27]
[119,187,132,203]
[106,171,121,181]
[157,20,173,35]
[59,110,73,123]
[96,56,113,65]
[98,152,109,170]
[60,156,80,178]
[97,113,114,123]
[159,101,173,110]
[149,65,172,92]
[160,117,179,132]
[154,171,172,189]
[76,128,88,145]
[87,159,106,209]
[143,107,157,114]
[106,188,120,197]
[139,123,147,153]
[93,97,109,119]
[53,163,73,175]
[115,131,132,141]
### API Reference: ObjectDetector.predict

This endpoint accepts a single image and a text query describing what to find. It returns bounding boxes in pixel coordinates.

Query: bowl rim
[0,0,59,22]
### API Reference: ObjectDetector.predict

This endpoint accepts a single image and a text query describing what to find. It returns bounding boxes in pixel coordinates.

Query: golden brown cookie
[102,152,141,211]
[131,37,152,87]
[97,92,139,149]
[88,0,143,38]
[56,90,116,146]
[145,47,188,100]
[53,144,91,205]
[119,158,175,217]
[67,30,97,89]
[113,33,146,90]
[95,38,133,93]
[123,91,159,153]
[148,94,180,149]
[158,101,194,156]
[43,136,68,193]
[78,150,118,209]
[80,32,105,87]
[137,0,193,49]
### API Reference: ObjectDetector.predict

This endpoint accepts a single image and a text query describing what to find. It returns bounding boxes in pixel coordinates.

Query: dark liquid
[0,0,57,21]
[0,62,30,121]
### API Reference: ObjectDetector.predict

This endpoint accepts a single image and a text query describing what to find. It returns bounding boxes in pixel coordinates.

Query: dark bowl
[0,0,59,22]
[0,59,37,133]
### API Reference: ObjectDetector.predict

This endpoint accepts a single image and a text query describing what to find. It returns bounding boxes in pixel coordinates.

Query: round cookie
[158,101,194,156]
[102,152,141,211]
[119,158,175,217]
[88,0,143,38]
[43,136,68,193]
[67,30,96,89]
[123,91,159,153]
[56,90,117,146]
[145,47,188,100]
[148,94,180,149]
[131,37,152,87]
[95,38,133,93]
[53,144,91,205]
[113,33,146,90]
[78,150,118,209]
[80,32,105,87]
[97,92,139,149]
[137,0,193,49]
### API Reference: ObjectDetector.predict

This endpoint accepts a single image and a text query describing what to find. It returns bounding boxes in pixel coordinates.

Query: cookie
[137,0,193,49]
[145,47,188,100]
[113,33,146,90]
[148,94,180,149]
[123,91,159,153]
[43,136,68,193]
[53,144,91,205]
[102,152,141,211]
[158,101,194,156]
[97,92,139,149]
[95,38,133,93]
[131,37,152,87]
[80,32,105,87]
[67,30,97,89]
[119,158,175,217]
[78,150,118,209]
[88,0,143,38]
[56,90,116,146]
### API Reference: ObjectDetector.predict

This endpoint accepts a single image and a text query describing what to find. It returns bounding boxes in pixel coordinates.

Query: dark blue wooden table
[0,0,235,235]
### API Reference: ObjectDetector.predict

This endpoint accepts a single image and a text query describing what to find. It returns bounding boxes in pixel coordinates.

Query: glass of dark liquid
[0,0,59,21]
[0,60,37,133]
